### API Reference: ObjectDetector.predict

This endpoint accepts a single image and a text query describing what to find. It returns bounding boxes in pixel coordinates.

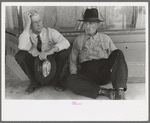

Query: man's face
[84,22,99,36]
[31,14,43,34]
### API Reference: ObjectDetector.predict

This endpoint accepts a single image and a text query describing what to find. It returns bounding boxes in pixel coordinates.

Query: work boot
[54,85,64,92]
[99,87,115,100]
[24,84,41,95]
[54,83,64,92]
[115,89,126,100]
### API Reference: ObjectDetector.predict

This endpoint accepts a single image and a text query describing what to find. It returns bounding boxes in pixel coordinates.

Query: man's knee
[63,74,76,87]
[15,50,29,63]
[112,49,124,56]
[110,49,125,60]
[60,49,69,56]
[54,50,69,61]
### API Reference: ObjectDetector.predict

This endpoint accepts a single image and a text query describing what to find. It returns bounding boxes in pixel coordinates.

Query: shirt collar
[85,31,99,41]
[31,28,44,39]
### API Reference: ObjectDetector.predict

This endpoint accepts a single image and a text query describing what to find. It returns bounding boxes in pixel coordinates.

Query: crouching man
[15,10,70,95]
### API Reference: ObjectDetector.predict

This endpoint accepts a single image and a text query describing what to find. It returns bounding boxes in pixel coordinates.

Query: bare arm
[18,12,32,50]
[69,38,79,74]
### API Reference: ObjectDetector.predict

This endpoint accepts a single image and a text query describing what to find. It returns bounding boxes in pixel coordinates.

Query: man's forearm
[18,31,32,50]
[45,46,59,55]
[70,65,77,74]
[24,23,31,33]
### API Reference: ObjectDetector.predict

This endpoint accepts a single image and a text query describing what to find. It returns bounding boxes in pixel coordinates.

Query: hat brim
[34,55,56,84]
[78,18,104,22]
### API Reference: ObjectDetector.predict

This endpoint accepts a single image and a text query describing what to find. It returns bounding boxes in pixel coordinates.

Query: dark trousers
[63,49,128,99]
[15,49,69,87]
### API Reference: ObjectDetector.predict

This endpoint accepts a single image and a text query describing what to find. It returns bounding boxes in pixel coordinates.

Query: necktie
[37,35,42,52]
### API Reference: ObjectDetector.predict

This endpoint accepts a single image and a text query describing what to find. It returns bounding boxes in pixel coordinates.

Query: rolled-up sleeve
[49,28,70,51]
[69,38,79,74]
[18,31,32,51]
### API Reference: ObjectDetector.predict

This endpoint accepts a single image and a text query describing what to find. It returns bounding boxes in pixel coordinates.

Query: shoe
[24,86,35,95]
[115,89,126,100]
[24,84,41,95]
[54,85,64,92]
[99,87,115,100]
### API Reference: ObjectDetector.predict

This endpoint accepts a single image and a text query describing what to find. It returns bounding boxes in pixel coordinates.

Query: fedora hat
[78,8,104,22]
[34,55,56,84]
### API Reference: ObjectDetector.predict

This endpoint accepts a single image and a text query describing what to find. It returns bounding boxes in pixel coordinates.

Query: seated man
[63,8,128,100]
[15,10,70,95]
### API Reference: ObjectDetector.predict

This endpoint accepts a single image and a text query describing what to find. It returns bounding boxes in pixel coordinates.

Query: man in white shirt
[15,10,70,95]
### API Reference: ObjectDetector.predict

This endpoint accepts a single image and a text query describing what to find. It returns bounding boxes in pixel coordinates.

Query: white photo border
[1,2,149,121]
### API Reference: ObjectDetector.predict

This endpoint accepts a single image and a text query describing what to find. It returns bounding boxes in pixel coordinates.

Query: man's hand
[23,12,32,32]
[24,12,32,25]
[39,52,48,60]
[39,46,59,60]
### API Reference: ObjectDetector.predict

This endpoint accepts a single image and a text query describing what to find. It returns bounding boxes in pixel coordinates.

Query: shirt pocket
[93,45,109,57]
[79,46,88,60]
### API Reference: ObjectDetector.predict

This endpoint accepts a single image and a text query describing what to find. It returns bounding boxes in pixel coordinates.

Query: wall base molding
[128,77,145,83]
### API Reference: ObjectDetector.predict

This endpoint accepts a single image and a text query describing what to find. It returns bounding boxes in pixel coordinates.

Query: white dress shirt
[18,27,70,57]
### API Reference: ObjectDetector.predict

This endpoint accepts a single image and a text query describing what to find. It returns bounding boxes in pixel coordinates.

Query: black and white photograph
[1,2,148,121]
